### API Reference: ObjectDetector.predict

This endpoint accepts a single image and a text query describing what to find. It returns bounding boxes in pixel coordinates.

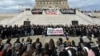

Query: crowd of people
[31,9,76,14]
[0,37,99,56]
[0,24,100,39]
[60,9,76,14]
[81,10,100,18]
[81,10,100,13]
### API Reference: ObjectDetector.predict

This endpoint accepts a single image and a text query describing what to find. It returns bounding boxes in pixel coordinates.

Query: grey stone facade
[34,0,69,9]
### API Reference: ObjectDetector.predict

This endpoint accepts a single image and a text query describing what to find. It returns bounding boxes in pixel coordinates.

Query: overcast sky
[0,0,100,13]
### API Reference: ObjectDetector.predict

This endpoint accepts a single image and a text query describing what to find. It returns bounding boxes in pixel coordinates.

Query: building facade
[34,0,69,9]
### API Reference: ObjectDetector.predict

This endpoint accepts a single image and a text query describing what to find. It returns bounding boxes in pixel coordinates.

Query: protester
[49,39,57,56]
[32,38,42,55]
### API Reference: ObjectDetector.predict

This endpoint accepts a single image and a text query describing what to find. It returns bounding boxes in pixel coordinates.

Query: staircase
[0,10,96,26]
[8,12,26,25]
[76,10,93,24]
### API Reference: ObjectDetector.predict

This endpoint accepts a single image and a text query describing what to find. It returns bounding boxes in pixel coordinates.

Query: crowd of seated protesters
[81,10,100,13]
[60,9,76,14]
[81,10,100,18]
[94,10,100,13]
[0,37,99,56]
[0,24,100,39]
[31,9,43,14]
[31,9,76,14]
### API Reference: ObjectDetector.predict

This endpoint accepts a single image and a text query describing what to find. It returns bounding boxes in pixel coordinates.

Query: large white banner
[45,9,57,15]
[47,28,64,35]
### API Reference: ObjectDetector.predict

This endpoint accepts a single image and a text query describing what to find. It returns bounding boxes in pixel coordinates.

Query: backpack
[64,41,71,47]
[59,50,68,56]
[88,49,95,56]
[81,49,88,56]
[70,48,77,56]
[14,43,21,49]
[26,43,32,51]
